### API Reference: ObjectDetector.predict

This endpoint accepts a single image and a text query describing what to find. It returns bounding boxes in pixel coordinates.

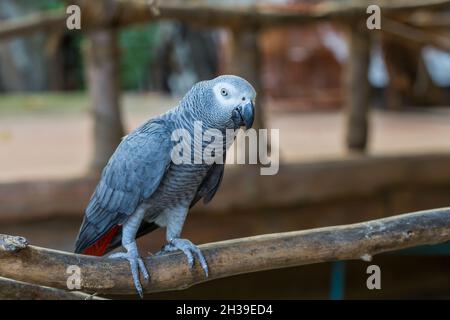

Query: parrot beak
[233,101,255,130]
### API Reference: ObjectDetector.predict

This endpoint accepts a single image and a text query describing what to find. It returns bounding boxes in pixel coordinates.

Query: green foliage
[7,1,158,92]
[119,24,158,90]
[35,0,65,11]
[69,34,86,90]
[33,1,159,91]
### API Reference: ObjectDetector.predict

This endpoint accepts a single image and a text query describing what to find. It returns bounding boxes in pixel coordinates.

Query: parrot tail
[76,225,121,256]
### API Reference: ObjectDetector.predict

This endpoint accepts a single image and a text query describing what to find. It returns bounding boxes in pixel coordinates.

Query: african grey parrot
[74,75,256,297]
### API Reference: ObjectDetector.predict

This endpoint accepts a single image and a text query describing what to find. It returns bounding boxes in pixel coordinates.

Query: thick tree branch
[0,208,449,296]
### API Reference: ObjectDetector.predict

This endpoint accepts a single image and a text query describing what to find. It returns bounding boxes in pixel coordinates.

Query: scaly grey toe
[108,251,150,298]
[169,238,209,277]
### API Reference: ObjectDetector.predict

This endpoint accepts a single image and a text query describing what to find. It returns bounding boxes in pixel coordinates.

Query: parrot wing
[190,161,225,208]
[74,119,173,255]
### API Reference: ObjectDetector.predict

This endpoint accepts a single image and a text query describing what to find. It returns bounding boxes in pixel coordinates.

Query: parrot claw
[158,238,209,277]
[108,251,150,298]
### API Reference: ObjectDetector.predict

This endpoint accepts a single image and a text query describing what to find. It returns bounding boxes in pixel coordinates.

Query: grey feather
[74,118,173,253]
[190,162,225,208]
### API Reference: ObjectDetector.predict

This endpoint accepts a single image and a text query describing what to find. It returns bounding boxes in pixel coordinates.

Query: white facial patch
[212,82,241,109]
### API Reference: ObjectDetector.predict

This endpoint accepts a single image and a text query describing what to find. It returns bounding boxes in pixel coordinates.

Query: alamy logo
[170,121,279,175]
[66,265,81,290]
[66,5,81,30]
[366,5,381,30]
[366,264,381,290]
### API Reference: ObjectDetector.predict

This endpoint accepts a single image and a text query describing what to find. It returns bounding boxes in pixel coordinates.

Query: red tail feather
[83,225,120,256]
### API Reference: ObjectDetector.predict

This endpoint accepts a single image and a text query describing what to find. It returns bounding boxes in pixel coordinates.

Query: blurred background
[1,0,450,299]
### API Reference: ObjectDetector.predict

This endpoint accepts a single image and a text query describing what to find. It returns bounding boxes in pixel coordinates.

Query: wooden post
[230,27,265,131]
[85,28,124,173]
[229,27,271,165]
[345,21,371,152]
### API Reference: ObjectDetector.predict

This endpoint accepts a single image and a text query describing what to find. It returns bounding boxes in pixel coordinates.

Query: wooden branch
[0,277,106,300]
[0,233,28,252]
[0,208,449,296]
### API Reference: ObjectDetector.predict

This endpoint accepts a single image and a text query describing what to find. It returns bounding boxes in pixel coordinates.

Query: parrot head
[185,75,256,130]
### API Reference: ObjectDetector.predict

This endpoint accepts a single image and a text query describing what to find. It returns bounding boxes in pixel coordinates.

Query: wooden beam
[0,11,65,41]
[382,16,450,52]
[400,11,450,29]
[345,19,371,152]
[0,207,449,296]
[117,0,450,28]
[1,0,450,40]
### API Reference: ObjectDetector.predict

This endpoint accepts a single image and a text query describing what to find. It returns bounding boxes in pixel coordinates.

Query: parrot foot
[108,245,149,298]
[158,238,209,277]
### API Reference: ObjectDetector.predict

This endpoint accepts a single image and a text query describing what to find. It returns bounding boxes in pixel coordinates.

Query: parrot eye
[220,88,228,97]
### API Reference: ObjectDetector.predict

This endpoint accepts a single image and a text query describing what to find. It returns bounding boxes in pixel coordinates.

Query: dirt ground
[1,93,450,182]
